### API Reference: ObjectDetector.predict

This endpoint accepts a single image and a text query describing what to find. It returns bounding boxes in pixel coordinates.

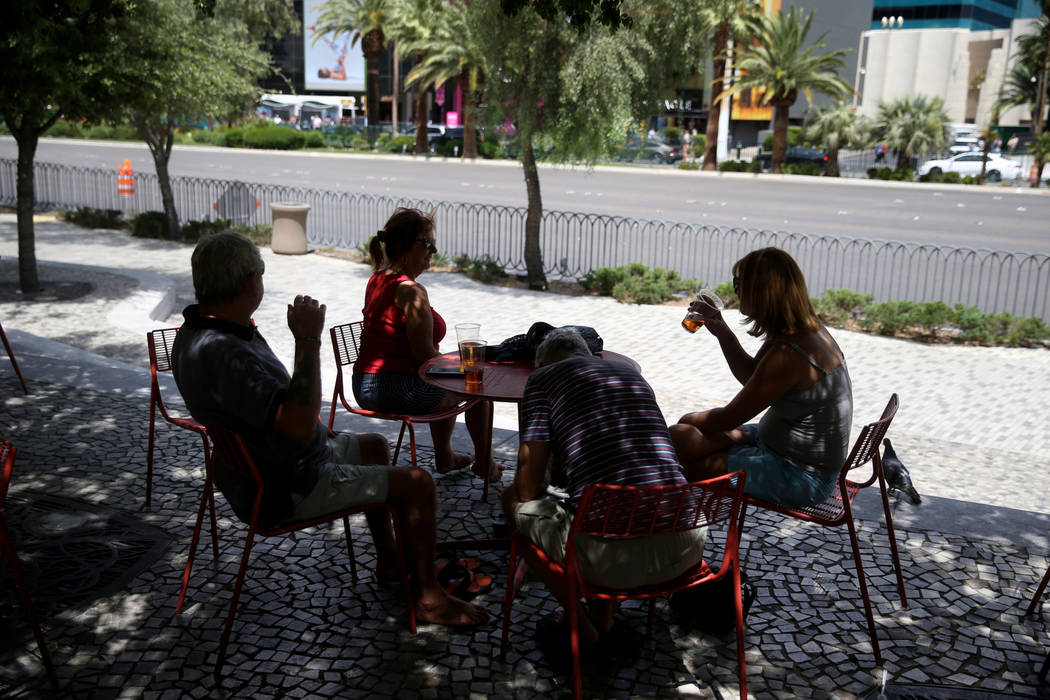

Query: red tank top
[354,272,446,374]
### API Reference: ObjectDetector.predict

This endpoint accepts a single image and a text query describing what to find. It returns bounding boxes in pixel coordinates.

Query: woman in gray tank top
[669,248,853,508]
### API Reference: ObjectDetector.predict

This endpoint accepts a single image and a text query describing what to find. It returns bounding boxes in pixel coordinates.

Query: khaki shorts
[287,433,390,522]
[513,493,707,589]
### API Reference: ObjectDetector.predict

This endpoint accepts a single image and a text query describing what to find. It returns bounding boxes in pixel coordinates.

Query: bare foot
[434,451,473,474]
[471,456,503,481]
[416,590,490,627]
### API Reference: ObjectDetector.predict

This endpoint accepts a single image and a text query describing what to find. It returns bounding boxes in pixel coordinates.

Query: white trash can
[269,203,311,255]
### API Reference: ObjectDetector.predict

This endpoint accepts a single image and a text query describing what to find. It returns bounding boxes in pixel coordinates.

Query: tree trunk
[979,137,990,185]
[413,69,428,154]
[13,123,41,293]
[366,50,381,145]
[1031,24,1049,187]
[462,69,478,159]
[521,132,546,290]
[139,118,180,239]
[770,103,790,174]
[826,145,840,177]
[702,22,729,172]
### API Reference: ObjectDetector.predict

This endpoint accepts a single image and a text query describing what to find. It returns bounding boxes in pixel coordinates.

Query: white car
[918,152,1022,182]
[948,135,982,154]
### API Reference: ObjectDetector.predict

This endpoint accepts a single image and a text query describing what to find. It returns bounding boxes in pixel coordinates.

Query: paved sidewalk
[2,215,1050,699]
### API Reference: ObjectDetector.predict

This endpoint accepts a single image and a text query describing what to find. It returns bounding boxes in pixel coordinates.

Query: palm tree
[386,0,444,153]
[315,0,388,141]
[804,100,867,177]
[401,3,486,158]
[722,7,852,174]
[871,95,951,172]
[698,0,759,171]
[1029,131,1050,186]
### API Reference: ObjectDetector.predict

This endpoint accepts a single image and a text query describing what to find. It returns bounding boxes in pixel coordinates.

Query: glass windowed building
[870,0,1041,30]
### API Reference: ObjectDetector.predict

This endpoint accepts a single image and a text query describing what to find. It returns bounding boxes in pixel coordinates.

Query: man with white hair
[502,328,704,651]
[172,231,487,627]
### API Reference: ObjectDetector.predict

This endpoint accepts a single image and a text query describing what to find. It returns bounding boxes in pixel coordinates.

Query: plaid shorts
[352,370,446,414]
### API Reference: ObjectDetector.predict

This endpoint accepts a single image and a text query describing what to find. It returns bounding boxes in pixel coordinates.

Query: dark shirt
[519,354,686,507]
[171,305,329,524]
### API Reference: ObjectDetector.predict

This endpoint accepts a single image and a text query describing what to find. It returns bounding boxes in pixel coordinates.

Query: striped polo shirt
[519,354,686,506]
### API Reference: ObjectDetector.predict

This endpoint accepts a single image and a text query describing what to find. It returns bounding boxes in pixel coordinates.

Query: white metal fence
[2,158,1047,321]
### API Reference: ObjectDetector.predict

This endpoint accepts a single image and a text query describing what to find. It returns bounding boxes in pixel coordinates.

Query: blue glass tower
[871,0,1041,30]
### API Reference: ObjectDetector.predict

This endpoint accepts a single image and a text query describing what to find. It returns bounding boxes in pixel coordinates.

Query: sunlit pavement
[1,214,1049,698]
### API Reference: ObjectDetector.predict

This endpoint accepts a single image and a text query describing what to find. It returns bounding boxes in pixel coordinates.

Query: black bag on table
[668,564,756,635]
[484,322,604,362]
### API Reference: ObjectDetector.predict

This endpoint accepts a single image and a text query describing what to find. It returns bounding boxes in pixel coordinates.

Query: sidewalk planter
[269,202,311,255]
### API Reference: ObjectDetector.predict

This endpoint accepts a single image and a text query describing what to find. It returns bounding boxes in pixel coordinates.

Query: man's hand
[287,295,326,340]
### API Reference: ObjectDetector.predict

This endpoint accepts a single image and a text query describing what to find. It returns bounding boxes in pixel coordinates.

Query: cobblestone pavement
[2,215,1050,698]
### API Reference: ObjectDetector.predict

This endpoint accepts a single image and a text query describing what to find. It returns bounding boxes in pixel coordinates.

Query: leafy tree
[114,0,283,239]
[475,0,707,288]
[804,100,867,177]
[386,0,444,154]
[699,0,759,172]
[1030,132,1050,186]
[871,95,951,172]
[0,0,135,292]
[315,0,388,142]
[499,0,630,29]
[722,7,852,174]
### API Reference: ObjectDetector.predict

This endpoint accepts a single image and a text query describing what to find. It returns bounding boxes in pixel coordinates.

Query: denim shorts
[728,425,837,508]
[352,370,446,414]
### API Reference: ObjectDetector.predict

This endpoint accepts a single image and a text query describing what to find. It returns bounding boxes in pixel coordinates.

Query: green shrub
[85,124,116,139]
[718,160,749,172]
[911,301,954,338]
[59,206,124,229]
[860,300,915,336]
[689,134,707,159]
[386,135,415,153]
[225,128,245,148]
[478,140,501,159]
[581,264,695,305]
[181,218,230,243]
[783,162,823,176]
[762,127,805,152]
[351,134,370,150]
[919,171,944,183]
[713,281,738,308]
[661,126,682,142]
[304,131,325,148]
[942,171,961,184]
[747,159,762,173]
[131,211,170,239]
[112,124,138,140]
[464,256,507,284]
[952,304,994,344]
[439,139,464,157]
[46,119,86,138]
[230,223,272,246]
[242,124,306,150]
[890,167,914,181]
[1005,316,1050,346]
[451,253,472,271]
[815,289,874,326]
[678,160,700,170]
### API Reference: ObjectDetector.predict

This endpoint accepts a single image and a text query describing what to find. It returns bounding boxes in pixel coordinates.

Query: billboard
[731,0,780,121]
[303,2,366,92]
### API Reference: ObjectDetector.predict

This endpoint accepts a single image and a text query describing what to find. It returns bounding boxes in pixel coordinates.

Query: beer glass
[681,289,724,333]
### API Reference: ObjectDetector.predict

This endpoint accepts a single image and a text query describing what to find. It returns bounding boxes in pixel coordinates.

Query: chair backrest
[148,328,179,375]
[0,441,14,511]
[206,425,267,525]
[843,393,899,485]
[330,321,365,371]
[569,472,747,574]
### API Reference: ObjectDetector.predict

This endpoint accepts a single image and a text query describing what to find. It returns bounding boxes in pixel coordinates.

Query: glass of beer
[461,340,486,390]
[681,288,724,333]
[456,323,481,371]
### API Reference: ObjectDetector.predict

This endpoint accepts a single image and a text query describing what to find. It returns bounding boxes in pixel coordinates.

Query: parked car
[948,135,983,154]
[918,152,1022,182]
[428,126,484,153]
[612,137,683,164]
[755,146,828,171]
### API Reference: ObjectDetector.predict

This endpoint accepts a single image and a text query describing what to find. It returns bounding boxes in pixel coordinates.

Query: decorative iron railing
[2,158,1047,320]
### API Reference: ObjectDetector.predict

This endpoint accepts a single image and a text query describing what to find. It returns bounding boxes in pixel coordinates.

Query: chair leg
[176,470,214,614]
[215,528,258,677]
[844,512,883,665]
[732,559,748,699]
[200,437,219,559]
[567,577,584,700]
[1028,563,1050,616]
[146,396,158,509]
[500,536,523,659]
[1,522,59,690]
[876,471,908,607]
[398,422,412,468]
[343,515,358,583]
[1040,646,1050,683]
[0,323,29,395]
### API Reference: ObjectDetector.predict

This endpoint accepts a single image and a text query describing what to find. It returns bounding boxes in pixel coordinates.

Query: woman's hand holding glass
[681,289,725,333]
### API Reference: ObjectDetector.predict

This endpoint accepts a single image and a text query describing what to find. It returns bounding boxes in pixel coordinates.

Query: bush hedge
[131,211,169,239]
[452,254,508,283]
[867,167,915,181]
[58,206,125,229]
[242,122,306,150]
[580,264,697,305]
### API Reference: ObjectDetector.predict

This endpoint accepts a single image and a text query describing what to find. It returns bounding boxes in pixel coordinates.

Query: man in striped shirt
[502,329,705,649]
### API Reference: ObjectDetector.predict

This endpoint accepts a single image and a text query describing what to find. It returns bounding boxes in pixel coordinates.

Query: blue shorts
[728,425,837,508]
[352,370,446,414]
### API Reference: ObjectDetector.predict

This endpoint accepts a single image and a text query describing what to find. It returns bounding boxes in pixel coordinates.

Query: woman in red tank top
[352,208,496,480]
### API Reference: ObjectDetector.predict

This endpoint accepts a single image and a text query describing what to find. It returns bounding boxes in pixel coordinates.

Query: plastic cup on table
[681,289,725,333]
[455,323,481,371]
[461,340,486,391]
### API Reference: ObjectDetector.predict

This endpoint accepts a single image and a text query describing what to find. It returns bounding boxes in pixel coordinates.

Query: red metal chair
[0,319,29,394]
[500,472,749,700]
[738,393,905,666]
[189,425,416,676]
[1025,561,1050,615]
[0,441,58,690]
[328,321,481,477]
[146,329,219,579]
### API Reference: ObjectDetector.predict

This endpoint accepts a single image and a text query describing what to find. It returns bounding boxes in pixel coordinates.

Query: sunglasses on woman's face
[415,237,437,251]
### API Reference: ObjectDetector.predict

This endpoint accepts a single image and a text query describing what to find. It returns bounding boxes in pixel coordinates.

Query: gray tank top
[757,342,854,477]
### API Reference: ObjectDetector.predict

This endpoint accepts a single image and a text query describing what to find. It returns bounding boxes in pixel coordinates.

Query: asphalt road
[3,136,1049,253]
